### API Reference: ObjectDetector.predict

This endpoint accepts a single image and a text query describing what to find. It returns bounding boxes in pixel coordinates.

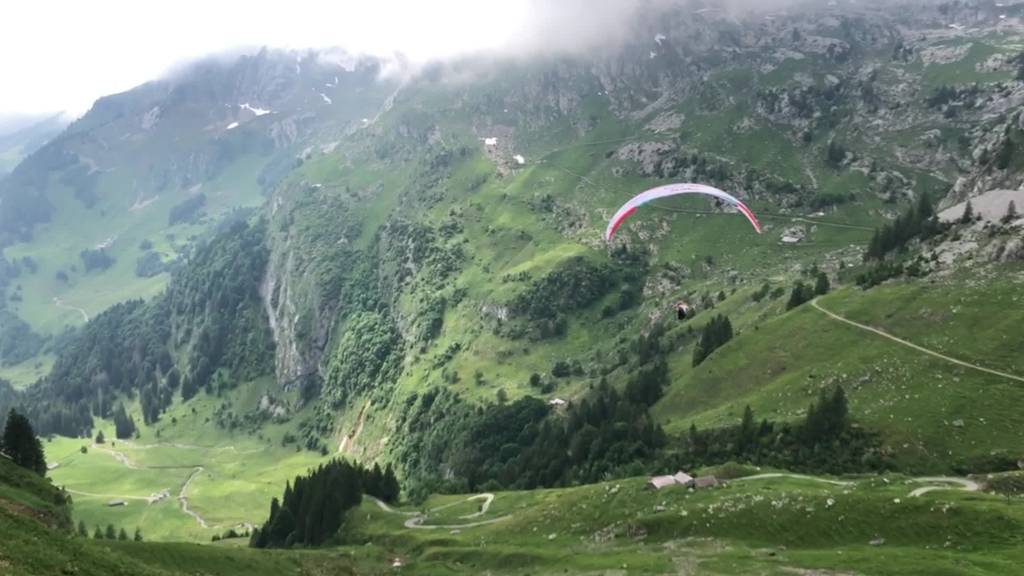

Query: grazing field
[654,270,1024,473]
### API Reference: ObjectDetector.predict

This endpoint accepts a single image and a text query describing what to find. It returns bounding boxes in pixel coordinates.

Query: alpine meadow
[1,1,1024,574]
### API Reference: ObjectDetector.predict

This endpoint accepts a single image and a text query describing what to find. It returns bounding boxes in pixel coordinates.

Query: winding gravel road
[373,493,511,530]
[733,473,854,486]
[908,477,980,498]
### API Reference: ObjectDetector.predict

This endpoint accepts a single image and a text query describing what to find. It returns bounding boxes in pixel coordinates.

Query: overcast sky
[0,0,653,117]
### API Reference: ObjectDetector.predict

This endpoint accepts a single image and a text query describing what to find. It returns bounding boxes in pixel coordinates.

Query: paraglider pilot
[676,301,691,321]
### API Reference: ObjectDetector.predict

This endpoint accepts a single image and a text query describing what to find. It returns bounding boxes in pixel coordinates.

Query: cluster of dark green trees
[679,386,887,473]
[926,84,981,111]
[250,459,399,548]
[393,360,889,500]
[212,528,249,542]
[692,315,733,367]
[507,256,621,340]
[0,256,43,361]
[168,193,207,225]
[77,521,142,542]
[78,248,115,272]
[0,310,47,367]
[826,140,848,169]
[856,260,910,289]
[1,408,46,475]
[112,404,137,439]
[786,271,829,310]
[397,361,669,497]
[134,251,171,278]
[864,193,940,261]
[854,193,948,289]
[0,142,78,244]
[7,221,273,438]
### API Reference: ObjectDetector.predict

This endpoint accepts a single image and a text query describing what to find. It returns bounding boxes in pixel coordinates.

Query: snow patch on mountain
[239,103,272,116]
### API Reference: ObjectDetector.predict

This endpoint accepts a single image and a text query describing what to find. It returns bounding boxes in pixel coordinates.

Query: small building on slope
[647,471,694,490]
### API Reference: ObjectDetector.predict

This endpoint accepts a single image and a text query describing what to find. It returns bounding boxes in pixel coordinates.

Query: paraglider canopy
[605,183,762,241]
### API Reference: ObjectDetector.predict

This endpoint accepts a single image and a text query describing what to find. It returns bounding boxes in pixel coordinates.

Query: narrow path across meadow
[65,489,152,501]
[811,299,1024,384]
[53,297,89,322]
[81,443,214,528]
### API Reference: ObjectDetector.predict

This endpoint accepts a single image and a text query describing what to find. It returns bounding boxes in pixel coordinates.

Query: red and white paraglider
[604,183,762,241]
[606,183,762,321]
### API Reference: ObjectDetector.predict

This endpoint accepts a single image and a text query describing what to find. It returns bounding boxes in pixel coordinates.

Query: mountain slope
[0,113,67,176]
[3,0,1024,551]
[0,48,396,342]
[653,269,1024,472]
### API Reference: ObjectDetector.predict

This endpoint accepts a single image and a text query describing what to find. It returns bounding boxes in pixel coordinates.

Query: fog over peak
[1,0,942,116]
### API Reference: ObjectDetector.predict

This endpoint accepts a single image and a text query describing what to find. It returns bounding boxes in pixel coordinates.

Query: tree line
[112,403,137,439]
[677,386,889,474]
[77,521,143,542]
[396,355,671,498]
[250,459,399,548]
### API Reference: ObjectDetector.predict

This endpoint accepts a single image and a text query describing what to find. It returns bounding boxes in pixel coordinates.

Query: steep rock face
[262,183,358,390]
[262,247,316,388]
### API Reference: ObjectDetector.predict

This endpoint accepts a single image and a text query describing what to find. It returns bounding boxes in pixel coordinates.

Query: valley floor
[39,435,1024,576]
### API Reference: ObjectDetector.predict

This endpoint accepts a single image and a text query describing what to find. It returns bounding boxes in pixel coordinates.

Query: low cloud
[1,0,935,116]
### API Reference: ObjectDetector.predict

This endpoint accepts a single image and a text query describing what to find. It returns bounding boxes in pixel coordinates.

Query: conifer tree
[814,271,831,296]
[738,405,756,452]
[786,281,814,310]
[1,408,47,475]
[960,199,974,224]
[1003,201,1018,224]
[693,315,734,367]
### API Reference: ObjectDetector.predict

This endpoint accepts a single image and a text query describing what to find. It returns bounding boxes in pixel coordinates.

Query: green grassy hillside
[0,451,359,575]
[43,376,335,541]
[5,4,1024,571]
[339,472,1024,575]
[654,268,1024,473]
